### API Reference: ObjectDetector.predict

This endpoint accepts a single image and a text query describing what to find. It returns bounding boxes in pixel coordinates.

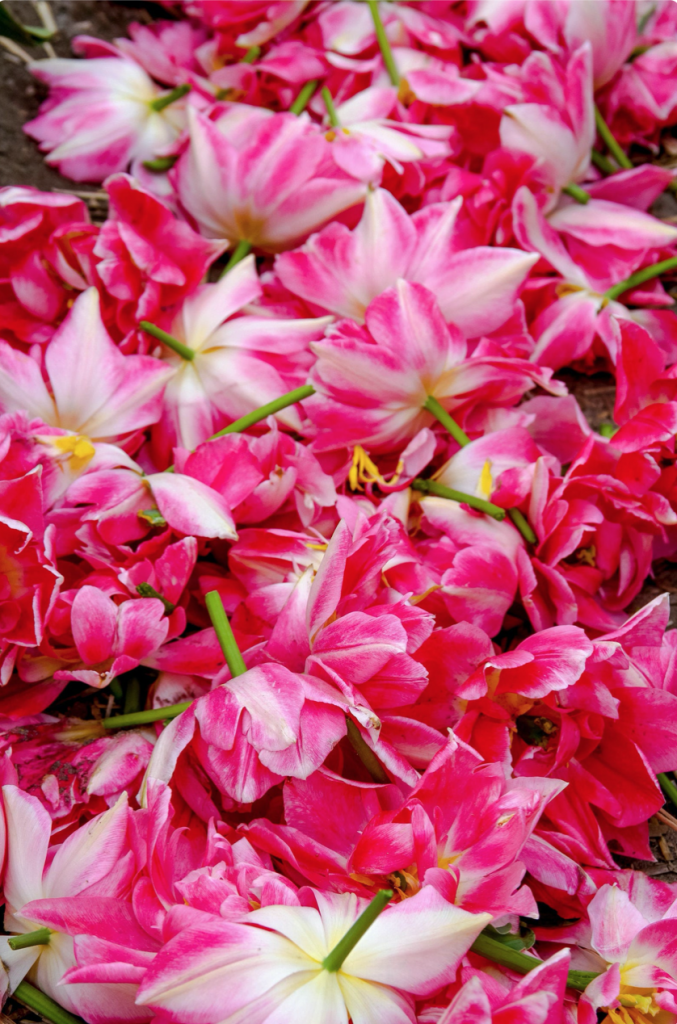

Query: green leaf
[0,5,54,44]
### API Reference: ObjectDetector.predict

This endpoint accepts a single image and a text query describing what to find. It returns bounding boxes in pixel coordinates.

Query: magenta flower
[307,278,562,452]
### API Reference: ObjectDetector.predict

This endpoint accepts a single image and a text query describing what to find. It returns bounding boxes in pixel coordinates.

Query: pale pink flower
[25,50,193,182]
[150,255,330,459]
[135,885,491,1024]
[0,786,138,1021]
[172,107,367,252]
[0,288,173,446]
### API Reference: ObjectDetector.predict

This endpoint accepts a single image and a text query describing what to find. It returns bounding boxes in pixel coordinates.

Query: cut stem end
[8,928,51,950]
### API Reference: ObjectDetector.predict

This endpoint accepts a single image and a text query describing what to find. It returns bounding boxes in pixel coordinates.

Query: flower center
[604,990,662,1024]
[53,433,96,470]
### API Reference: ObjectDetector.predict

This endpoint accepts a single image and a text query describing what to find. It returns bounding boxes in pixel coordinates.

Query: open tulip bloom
[5,2,677,1024]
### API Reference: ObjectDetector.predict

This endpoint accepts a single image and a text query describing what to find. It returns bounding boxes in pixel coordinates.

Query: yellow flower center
[53,434,96,471]
[604,988,662,1024]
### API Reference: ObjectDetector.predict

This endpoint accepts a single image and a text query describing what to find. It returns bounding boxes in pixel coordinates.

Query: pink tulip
[25,46,193,182]
[144,661,348,806]
[148,254,329,459]
[0,187,96,346]
[315,86,453,184]
[94,173,226,345]
[276,187,539,336]
[246,732,566,919]
[177,422,336,527]
[433,948,571,1024]
[0,715,154,822]
[0,785,140,1020]
[52,585,169,689]
[499,45,595,209]
[307,278,562,453]
[0,288,173,445]
[172,107,366,252]
[570,883,677,1023]
[135,884,491,1023]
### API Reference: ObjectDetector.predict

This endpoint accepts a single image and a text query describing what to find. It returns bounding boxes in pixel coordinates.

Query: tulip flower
[307,278,563,453]
[172,107,366,254]
[135,885,491,1023]
[143,254,329,459]
[0,288,173,449]
[0,786,139,1021]
[25,47,193,182]
[276,187,539,336]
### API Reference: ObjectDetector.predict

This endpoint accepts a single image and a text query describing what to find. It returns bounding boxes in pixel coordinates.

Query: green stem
[139,320,194,360]
[241,45,261,63]
[322,890,393,971]
[210,384,316,439]
[346,718,389,783]
[659,772,677,809]
[470,933,599,992]
[367,0,399,86]
[604,257,677,301]
[321,87,340,128]
[508,508,537,544]
[412,478,506,520]
[142,155,178,172]
[102,701,192,730]
[8,928,51,950]
[590,148,616,175]
[290,79,318,115]
[594,105,632,170]
[220,239,253,277]
[562,182,590,204]
[123,676,141,716]
[136,582,175,614]
[165,384,316,472]
[109,678,124,701]
[205,590,247,677]
[14,981,86,1024]
[149,83,191,113]
[423,395,470,447]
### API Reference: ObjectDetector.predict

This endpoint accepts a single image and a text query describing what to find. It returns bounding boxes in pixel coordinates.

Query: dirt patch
[0,0,165,190]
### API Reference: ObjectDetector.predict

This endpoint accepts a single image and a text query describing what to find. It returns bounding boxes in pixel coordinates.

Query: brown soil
[0,1,166,190]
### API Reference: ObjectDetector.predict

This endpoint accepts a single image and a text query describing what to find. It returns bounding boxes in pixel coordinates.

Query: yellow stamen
[604,988,662,1024]
[397,76,416,106]
[325,130,336,142]
[349,446,403,491]
[478,459,493,499]
[53,434,96,471]
[574,544,596,567]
